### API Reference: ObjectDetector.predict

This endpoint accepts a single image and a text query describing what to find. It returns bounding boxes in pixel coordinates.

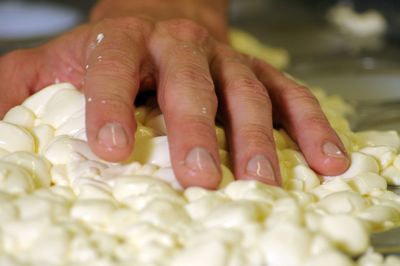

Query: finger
[149,19,221,189]
[211,46,281,186]
[84,19,149,162]
[253,60,350,176]
[0,49,41,117]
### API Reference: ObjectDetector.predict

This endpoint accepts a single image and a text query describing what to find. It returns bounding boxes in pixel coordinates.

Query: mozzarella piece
[134,106,149,124]
[360,146,395,170]
[132,136,171,167]
[39,89,85,128]
[215,126,227,150]
[153,167,182,190]
[31,124,55,153]
[357,205,400,228]
[260,223,312,266]
[0,122,35,153]
[311,177,354,199]
[316,191,367,214]
[25,226,70,263]
[3,105,36,129]
[326,152,379,180]
[349,172,387,195]
[145,113,167,136]
[2,152,51,188]
[22,83,76,116]
[204,201,262,228]
[304,250,354,266]
[319,215,369,256]
[0,161,35,194]
[356,131,400,151]
[71,199,117,227]
[266,197,302,226]
[172,240,228,266]
[55,108,86,140]
[381,166,400,186]
[292,165,321,191]
[42,136,99,164]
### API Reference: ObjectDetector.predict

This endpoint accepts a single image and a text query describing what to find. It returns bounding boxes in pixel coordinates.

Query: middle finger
[148,19,221,189]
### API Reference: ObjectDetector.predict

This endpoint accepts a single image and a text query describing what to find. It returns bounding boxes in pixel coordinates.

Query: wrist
[90,0,229,42]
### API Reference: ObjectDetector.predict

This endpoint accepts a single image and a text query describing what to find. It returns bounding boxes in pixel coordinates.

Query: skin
[0,0,349,189]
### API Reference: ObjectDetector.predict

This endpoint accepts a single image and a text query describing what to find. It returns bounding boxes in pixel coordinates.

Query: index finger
[83,19,149,162]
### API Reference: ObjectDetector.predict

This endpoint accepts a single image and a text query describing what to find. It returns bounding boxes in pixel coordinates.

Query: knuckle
[213,45,249,66]
[304,114,331,131]
[163,89,218,119]
[175,67,215,91]
[228,78,270,104]
[98,17,152,33]
[286,85,319,106]
[161,18,210,43]
[239,122,275,147]
[179,114,215,135]
[214,44,238,59]
[89,91,133,114]
[89,62,138,85]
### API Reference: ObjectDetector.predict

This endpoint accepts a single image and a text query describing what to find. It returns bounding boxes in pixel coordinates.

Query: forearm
[90,0,229,41]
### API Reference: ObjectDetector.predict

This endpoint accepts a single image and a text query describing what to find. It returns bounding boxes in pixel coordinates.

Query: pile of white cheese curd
[0,82,399,266]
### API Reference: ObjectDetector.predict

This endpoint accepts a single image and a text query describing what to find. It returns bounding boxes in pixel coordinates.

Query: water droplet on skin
[201,107,207,114]
[101,100,107,104]
[97,55,102,61]
[96,33,104,45]
[87,97,93,103]
[54,78,60,84]
[85,65,89,70]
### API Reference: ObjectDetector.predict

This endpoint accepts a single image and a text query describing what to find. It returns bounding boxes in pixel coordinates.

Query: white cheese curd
[356,131,400,151]
[304,250,355,266]
[348,172,387,195]
[2,151,51,188]
[42,136,100,165]
[3,105,36,129]
[0,121,35,153]
[145,113,167,136]
[0,161,35,194]
[325,152,379,181]
[260,223,313,266]
[55,108,86,140]
[22,83,76,116]
[319,214,369,256]
[31,124,55,153]
[1,41,400,265]
[131,136,171,167]
[316,191,368,214]
[381,166,400,186]
[359,146,395,170]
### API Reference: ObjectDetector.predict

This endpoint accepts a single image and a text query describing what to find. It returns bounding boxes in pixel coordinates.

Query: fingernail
[323,141,346,158]
[97,122,128,149]
[185,147,219,174]
[246,155,275,182]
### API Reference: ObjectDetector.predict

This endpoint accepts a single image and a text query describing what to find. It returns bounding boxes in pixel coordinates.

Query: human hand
[0,0,349,189]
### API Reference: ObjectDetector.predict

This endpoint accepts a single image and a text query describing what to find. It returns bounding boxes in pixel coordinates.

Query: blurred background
[1,0,400,130]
